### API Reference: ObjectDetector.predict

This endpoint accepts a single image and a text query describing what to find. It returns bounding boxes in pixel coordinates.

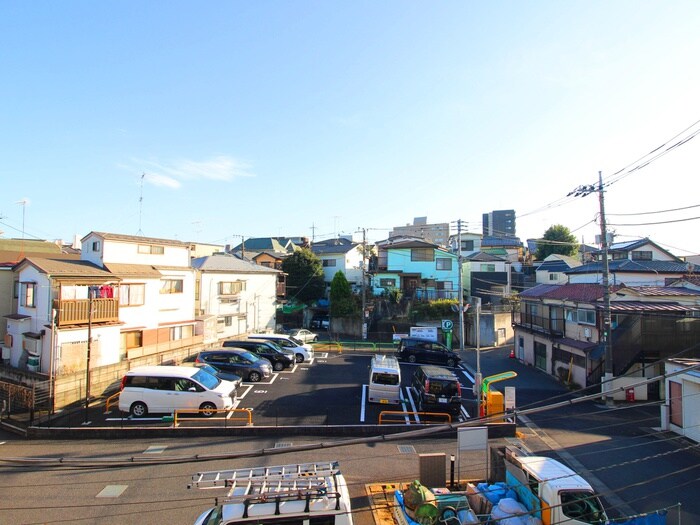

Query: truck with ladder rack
[189,460,354,525]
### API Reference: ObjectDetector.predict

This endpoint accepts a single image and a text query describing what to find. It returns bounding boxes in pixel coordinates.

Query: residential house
[661,358,700,443]
[311,237,365,294]
[449,231,483,258]
[567,258,695,287]
[192,253,283,340]
[513,282,700,396]
[535,254,582,285]
[464,251,512,304]
[372,237,459,300]
[481,235,524,263]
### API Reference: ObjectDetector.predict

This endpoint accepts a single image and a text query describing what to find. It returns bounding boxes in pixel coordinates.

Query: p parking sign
[441,319,454,331]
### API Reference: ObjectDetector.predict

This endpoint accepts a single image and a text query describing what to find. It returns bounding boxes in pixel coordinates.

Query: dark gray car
[194,349,273,382]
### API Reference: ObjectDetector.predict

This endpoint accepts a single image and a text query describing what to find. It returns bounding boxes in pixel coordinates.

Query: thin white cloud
[127,155,254,189]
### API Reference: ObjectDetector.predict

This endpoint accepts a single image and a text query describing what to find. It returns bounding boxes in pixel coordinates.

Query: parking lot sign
[441,320,454,331]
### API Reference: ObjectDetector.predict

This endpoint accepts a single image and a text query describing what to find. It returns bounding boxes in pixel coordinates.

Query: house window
[577,309,595,325]
[20,282,36,308]
[170,325,193,341]
[549,273,559,281]
[121,331,142,349]
[138,244,165,255]
[119,283,145,306]
[631,250,652,261]
[411,248,434,262]
[437,281,453,290]
[13,280,19,299]
[480,264,496,272]
[461,240,474,251]
[219,281,245,295]
[612,252,627,260]
[379,278,396,287]
[322,259,337,267]
[436,258,452,270]
[92,241,101,251]
[565,308,575,322]
[160,279,183,294]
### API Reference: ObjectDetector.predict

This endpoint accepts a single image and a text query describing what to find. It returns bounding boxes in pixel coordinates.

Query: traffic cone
[509,348,515,359]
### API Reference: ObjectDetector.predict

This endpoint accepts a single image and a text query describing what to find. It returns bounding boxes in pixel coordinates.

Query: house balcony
[54,298,120,327]
[512,311,564,337]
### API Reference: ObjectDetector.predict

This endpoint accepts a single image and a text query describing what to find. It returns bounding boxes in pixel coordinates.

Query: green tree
[281,249,326,304]
[329,271,357,317]
[535,224,579,260]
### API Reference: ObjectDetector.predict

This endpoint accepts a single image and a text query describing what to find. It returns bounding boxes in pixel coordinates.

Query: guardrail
[173,407,253,426]
[378,410,452,425]
[104,391,120,413]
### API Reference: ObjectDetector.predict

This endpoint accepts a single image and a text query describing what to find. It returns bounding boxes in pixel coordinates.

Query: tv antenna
[137,173,145,236]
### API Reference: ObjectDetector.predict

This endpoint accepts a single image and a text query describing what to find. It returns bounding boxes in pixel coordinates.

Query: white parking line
[459,368,475,384]
[405,386,421,423]
[360,384,367,422]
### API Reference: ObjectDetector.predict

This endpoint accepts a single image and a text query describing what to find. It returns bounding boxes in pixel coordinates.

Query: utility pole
[597,171,614,406]
[569,172,613,406]
[361,228,367,340]
[457,220,465,353]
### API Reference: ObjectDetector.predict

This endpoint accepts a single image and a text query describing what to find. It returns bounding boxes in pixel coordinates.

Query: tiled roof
[103,263,162,278]
[566,260,698,274]
[519,283,616,302]
[192,254,279,273]
[312,238,357,255]
[554,337,598,352]
[481,236,522,248]
[607,301,692,313]
[232,238,295,253]
[467,251,506,262]
[377,237,438,249]
[622,286,700,297]
[85,231,190,247]
[16,257,115,278]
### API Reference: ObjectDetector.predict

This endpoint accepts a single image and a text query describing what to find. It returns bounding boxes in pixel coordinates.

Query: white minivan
[367,354,402,405]
[248,333,314,363]
[118,366,237,418]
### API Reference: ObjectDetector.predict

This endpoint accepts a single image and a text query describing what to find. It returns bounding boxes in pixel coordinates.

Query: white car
[288,328,318,343]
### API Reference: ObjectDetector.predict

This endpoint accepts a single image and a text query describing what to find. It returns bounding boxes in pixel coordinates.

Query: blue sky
[2,1,699,255]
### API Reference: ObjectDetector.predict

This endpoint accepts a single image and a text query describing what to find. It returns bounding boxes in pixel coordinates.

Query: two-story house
[535,254,582,284]
[513,282,700,397]
[311,237,365,294]
[192,253,283,340]
[372,237,459,300]
[464,251,512,304]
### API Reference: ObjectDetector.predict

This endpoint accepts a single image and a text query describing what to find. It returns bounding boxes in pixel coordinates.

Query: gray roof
[566,260,698,274]
[311,238,357,255]
[15,257,116,279]
[84,231,190,247]
[192,253,279,273]
[466,251,506,262]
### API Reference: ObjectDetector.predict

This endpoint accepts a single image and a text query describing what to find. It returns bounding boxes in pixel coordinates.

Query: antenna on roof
[16,199,28,259]
[137,173,145,236]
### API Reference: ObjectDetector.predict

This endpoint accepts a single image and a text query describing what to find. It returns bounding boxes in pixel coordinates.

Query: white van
[248,333,314,363]
[118,365,237,418]
[191,461,354,525]
[367,354,402,405]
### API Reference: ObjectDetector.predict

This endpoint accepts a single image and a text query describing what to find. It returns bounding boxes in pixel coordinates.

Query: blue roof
[566,260,698,274]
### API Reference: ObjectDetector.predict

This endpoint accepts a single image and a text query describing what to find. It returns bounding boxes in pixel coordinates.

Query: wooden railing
[54,298,119,327]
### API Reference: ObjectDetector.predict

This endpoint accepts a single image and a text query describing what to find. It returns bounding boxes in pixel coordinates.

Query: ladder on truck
[189,461,344,517]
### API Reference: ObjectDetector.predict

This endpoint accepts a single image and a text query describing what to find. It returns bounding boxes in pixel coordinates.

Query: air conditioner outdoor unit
[584,328,591,338]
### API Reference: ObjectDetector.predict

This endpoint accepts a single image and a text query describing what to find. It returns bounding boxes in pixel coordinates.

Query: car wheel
[200,402,217,417]
[130,401,148,418]
[446,358,456,367]
[312,337,318,342]
[249,371,262,382]
[407,354,417,363]
[273,361,284,372]
[295,354,304,363]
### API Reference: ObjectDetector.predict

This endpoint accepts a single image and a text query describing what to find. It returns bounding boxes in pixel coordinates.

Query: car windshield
[197,364,218,375]
[289,336,304,345]
[192,369,221,389]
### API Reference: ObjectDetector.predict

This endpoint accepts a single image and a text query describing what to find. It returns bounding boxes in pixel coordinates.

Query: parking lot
[43,348,479,429]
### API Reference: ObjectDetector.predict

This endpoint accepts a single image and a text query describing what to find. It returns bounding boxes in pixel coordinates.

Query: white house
[311,237,365,293]
[535,254,582,284]
[191,253,281,340]
[662,358,700,443]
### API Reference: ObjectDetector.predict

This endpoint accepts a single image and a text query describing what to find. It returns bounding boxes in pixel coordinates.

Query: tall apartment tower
[482,209,516,237]
[391,217,450,247]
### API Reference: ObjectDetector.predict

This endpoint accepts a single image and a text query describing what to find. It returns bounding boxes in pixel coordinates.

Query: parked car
[288,328,318,343]
[411,365,463,416]
[247,334,314,363]
[181,362,242,391]
[222,339,295,371]
[194,349,273,382]
[118,365,237,418]
[395,337,461,367]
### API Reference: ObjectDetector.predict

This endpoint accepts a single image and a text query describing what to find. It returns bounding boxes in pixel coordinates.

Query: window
[460,240,474,251]
[160,279,183,294]
[480,264,496,272]
[322,259,337,267]
[219,281,245,295]
[379,278,396,287]
[13,280,19,299]
[549,273,559,281]
[119,283,145,306]
[170,325,193,341]
[138,244,165,255]
[121,331,143,349]
[92,241,101,251]
[411,248,434,262]
[631,250,652,261]
[436,258,452,270]
[612,252,627,260]
[577,309,595,325]
[565,309,575,322]
[20,282,36,308]
[437,281,453,290]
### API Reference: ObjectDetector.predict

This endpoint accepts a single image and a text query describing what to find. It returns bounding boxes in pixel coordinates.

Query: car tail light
[456,381,462,397]
[120,376,127,391]
[195,355,202,363]
[424,379,430,392]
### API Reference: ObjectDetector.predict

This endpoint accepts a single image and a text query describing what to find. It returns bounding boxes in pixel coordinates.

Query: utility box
[486,390,504,419]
